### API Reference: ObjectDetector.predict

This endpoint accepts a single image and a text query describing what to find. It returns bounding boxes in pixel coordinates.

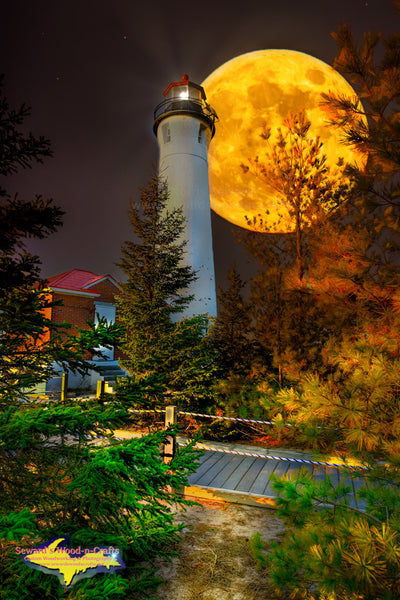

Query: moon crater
[306,68,326,85]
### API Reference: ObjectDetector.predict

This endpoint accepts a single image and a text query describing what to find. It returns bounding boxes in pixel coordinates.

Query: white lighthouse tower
[153,74,218,318]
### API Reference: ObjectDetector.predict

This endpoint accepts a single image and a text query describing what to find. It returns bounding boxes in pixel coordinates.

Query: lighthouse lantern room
[153,74,217,135]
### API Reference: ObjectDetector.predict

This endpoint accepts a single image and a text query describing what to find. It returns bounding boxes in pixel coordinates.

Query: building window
[162,124,171,143]
[198,124,205,143]
[94,302,116,361]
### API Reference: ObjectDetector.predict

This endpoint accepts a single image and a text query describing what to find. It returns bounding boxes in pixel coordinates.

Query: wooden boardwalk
[111,431,367,510]
[182,442,366,509]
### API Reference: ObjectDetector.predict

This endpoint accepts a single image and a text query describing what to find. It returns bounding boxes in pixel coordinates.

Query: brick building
[45,269,125,390]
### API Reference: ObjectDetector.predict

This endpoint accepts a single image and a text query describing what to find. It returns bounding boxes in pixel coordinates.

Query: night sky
[0,0,397,289]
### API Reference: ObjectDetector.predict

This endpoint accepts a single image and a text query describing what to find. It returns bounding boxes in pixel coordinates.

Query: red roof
[47,269,118,292]
[163,73,206,99]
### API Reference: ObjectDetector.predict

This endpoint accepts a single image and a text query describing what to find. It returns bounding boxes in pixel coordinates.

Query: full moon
[202,50,363,232]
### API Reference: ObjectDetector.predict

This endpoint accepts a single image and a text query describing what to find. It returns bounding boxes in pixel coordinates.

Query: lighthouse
[153,74,218,318]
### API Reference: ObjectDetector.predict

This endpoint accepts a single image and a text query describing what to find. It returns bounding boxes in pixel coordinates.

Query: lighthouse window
[162,124,171,143]
[198,124,205,143]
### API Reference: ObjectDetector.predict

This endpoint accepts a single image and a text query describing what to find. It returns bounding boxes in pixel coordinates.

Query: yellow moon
[202,49,363,232]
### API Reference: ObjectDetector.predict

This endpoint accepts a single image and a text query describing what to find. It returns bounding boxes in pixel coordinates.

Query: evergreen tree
[116,175,197,377]
[245,238,297,384]
[0,76,123,399]
[242,109,352,280]
[116,175,218,410]
[0,79,201,599]
[210,262,253,375]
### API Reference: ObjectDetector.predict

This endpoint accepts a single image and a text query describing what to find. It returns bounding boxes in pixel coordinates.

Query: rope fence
[129,408,166,415]
[177,410,283,427]
[127,407,294,428]
[120,405,366,471]
[177,440,368,471]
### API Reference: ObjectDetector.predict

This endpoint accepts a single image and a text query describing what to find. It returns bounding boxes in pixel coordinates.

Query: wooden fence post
[96,378,105,399]
[164,405,177,464]
[61,373,68,401]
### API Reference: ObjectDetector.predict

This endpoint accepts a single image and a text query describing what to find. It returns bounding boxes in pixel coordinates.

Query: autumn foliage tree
[260,15,400,599]
[240,110,353,380]
[242,108,352,280]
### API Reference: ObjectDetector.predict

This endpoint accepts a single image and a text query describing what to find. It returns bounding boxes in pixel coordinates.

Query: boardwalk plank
[340,473,358,508]
[313,464,326,482]
[326,466,340,488]
[186,446,376,514]
[248,459,278,495]
[352,473,367,510]
[187,451,225,485]
[222,457,257,491]
[286,461,309,479]
[207,454,245,488]
[235,458,266,492]
[263,460,290,496]
[192,452,234,487]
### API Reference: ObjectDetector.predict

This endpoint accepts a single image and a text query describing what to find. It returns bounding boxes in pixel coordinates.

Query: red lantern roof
[163,74,206,99]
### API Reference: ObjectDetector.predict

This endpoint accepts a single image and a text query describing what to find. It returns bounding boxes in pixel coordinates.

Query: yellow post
[96,378,105,399]
[61,373,68,401]
[164,405,177,464]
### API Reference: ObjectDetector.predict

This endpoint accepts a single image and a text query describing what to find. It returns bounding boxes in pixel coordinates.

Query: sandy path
[152,500,287,600]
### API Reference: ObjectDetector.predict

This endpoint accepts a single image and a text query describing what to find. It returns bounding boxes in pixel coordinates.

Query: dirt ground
[151,500,287,600]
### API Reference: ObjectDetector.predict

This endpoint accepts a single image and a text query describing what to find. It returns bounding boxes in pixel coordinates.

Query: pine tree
[0,78,201,599]
[116,175,197,377]
[116,175,218,410]
[210,262,253,375]
[239,110,354,381]
[242,108,352,280]
[0,74,126,399]
[245,239,297,384]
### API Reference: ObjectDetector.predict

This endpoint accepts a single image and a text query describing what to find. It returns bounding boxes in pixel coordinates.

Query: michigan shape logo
[19,537,125,588]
